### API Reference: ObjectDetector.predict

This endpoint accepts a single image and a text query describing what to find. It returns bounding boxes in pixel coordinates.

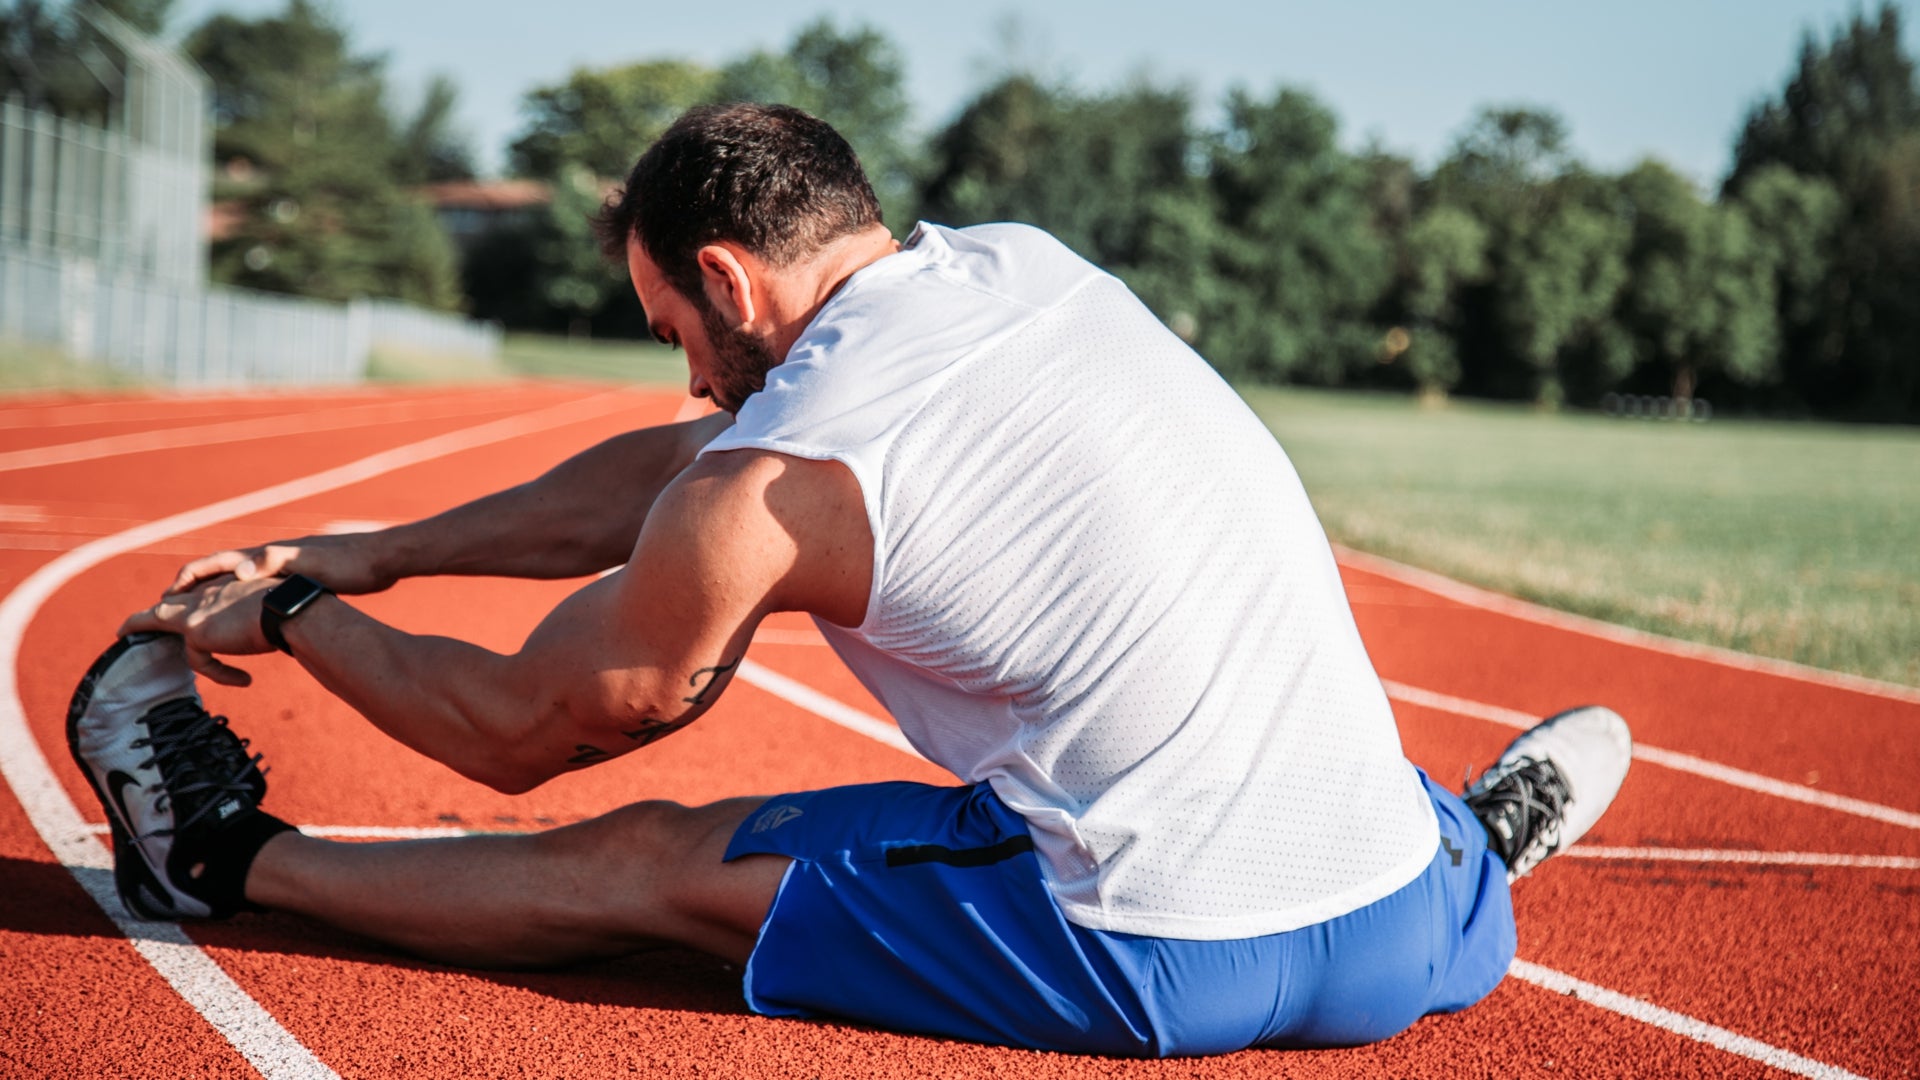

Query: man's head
[593,103,887,411]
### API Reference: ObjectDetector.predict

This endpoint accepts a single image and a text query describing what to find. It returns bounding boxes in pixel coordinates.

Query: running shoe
[66,633,288,919]
[1463,705,1632,882]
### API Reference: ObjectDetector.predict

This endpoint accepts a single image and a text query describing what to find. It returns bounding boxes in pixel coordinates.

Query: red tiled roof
[420,180,554,211]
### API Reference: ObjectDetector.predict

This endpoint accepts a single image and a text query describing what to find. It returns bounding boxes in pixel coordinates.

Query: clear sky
[169,0,1920,189]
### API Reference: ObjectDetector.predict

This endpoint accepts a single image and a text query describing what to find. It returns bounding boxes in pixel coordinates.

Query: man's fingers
[186,644,252,688]
[116,608,164,638]
[168,550,251,594]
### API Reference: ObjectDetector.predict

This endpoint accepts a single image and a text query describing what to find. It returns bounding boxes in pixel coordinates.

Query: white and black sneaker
[1463,705,1632,882]
[66,633,293,920]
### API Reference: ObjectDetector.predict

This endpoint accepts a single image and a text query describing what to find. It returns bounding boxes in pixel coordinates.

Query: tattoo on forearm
[566,656,739,768]
[620,716,691,748]
[566,744,610,766]
[682,657,740,706]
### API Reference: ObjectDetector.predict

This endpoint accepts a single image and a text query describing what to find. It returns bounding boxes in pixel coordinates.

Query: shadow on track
[1,854,753,1015]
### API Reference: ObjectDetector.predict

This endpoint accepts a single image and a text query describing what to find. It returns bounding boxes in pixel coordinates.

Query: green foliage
[714,19,916,229]
[507,59,716,182]
[1393,205,1489,392]
[1429,107,1629,403]
[187,0,462,310]
[1610,161,1779,396]
[1,1,119,121]
[918,75,1197,272]
[1196,88,1392,384]
[1725,3,1920,419]
[394,74,475,184]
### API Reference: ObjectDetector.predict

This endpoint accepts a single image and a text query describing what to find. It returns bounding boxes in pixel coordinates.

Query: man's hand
[119,574,282,687]
[168,533,392,597]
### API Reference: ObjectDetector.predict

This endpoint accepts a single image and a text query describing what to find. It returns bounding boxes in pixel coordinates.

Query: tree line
[5,0,1916,420]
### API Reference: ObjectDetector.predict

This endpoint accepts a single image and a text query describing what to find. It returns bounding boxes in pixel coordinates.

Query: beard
[697,298,782,414]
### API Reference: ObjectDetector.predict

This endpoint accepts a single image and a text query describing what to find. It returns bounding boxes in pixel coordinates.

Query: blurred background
[1,0,1915,686]
[3,0,1918,419]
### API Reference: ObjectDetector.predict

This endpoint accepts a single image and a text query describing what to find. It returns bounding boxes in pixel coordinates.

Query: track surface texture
[2,385,1913,1079]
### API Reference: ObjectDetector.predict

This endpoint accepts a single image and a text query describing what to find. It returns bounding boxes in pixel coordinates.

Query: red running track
[1,385,1914,1079]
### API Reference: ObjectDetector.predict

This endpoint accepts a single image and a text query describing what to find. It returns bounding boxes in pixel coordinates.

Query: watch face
[266,575,327,616]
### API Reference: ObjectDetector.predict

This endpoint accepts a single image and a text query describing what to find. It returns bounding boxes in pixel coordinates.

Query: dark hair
[593,103,883,303]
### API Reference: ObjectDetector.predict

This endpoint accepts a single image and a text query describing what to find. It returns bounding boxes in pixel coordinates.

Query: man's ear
[696,244,756,327]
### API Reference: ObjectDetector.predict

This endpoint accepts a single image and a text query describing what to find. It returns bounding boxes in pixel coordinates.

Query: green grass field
[0,341,153,392]
[1244,387,1920,688]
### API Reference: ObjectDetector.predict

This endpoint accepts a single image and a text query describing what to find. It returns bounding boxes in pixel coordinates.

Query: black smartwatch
[260,574,331,655]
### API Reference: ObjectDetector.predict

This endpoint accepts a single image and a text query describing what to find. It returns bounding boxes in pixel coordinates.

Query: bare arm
[124,449,872,792]
[168,412,735,594]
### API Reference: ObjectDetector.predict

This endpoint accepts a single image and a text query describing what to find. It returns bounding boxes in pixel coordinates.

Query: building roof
[420,179,553,212]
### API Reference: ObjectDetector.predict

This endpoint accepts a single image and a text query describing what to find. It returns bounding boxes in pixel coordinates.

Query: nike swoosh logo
[105,768,144,833]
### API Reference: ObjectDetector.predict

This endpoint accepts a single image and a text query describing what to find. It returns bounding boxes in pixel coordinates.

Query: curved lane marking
[1507,960,1869,1080]
[1337,545,1920,706]
[0,389,548,473]
[1383,680,1920,830]
[0,388,644,1080]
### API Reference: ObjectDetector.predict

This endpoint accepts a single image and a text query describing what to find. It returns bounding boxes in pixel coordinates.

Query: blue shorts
[723,769,1515,1057]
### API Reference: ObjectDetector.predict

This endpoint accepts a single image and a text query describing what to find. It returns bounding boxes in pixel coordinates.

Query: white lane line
[671,396,706,423]
[0,388,645,1079]
[1568,846,1920,870]
[1338,545,1920,706]
[1507,960,1869,1080]
[0,391,539,473]
[80,823,471,840]
[735,659,923,759]
[1383,680,1920,831]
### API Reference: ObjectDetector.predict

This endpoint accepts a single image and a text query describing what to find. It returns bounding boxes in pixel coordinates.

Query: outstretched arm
[168,412,735,595]
[122,449,872,793]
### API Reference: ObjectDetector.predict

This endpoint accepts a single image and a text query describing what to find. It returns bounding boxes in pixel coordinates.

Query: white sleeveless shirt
[701,222,1438,939]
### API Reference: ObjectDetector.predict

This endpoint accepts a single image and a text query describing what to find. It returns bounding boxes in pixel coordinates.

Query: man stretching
[69,103,1630,1056]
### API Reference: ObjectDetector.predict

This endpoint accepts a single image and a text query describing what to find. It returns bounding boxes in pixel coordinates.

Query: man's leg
[244,797,789,967]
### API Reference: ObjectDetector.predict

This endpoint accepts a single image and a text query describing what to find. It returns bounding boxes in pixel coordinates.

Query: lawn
[1244,387,1920,688]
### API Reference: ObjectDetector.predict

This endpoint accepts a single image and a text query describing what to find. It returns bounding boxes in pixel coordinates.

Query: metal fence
[0,244,500,386]
[0,11,500,388]
[0,6,208,288]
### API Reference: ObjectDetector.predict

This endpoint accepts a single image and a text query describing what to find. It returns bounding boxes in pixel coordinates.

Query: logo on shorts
[752,804,804,833]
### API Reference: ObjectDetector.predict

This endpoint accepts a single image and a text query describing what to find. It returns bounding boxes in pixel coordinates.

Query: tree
[1726,4,1920,419]
[918,75,1197,271]
[1610,160,1779,401]
[507,59,716,182]
[714,19,916,229]
[1429,107,1629,404]
[1194,87,1392,385]
[1391,204,1490,394]
[393,73,475,184]
[186,0,461,309]
[1,1,118,121]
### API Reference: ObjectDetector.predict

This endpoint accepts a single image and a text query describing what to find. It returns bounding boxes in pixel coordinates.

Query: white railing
[0,244,499,387]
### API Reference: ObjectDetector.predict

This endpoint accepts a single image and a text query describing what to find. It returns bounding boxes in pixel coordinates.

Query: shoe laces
[1467,757,1571,870]
[127,697,265,839]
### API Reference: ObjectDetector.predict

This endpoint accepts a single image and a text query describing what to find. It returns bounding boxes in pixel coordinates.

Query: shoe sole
[65,633,186,921]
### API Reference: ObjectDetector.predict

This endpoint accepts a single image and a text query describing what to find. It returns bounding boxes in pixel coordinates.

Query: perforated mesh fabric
[704,223,1437,938]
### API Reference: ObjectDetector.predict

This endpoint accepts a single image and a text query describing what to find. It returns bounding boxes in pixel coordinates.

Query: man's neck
[763,225,903,358]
